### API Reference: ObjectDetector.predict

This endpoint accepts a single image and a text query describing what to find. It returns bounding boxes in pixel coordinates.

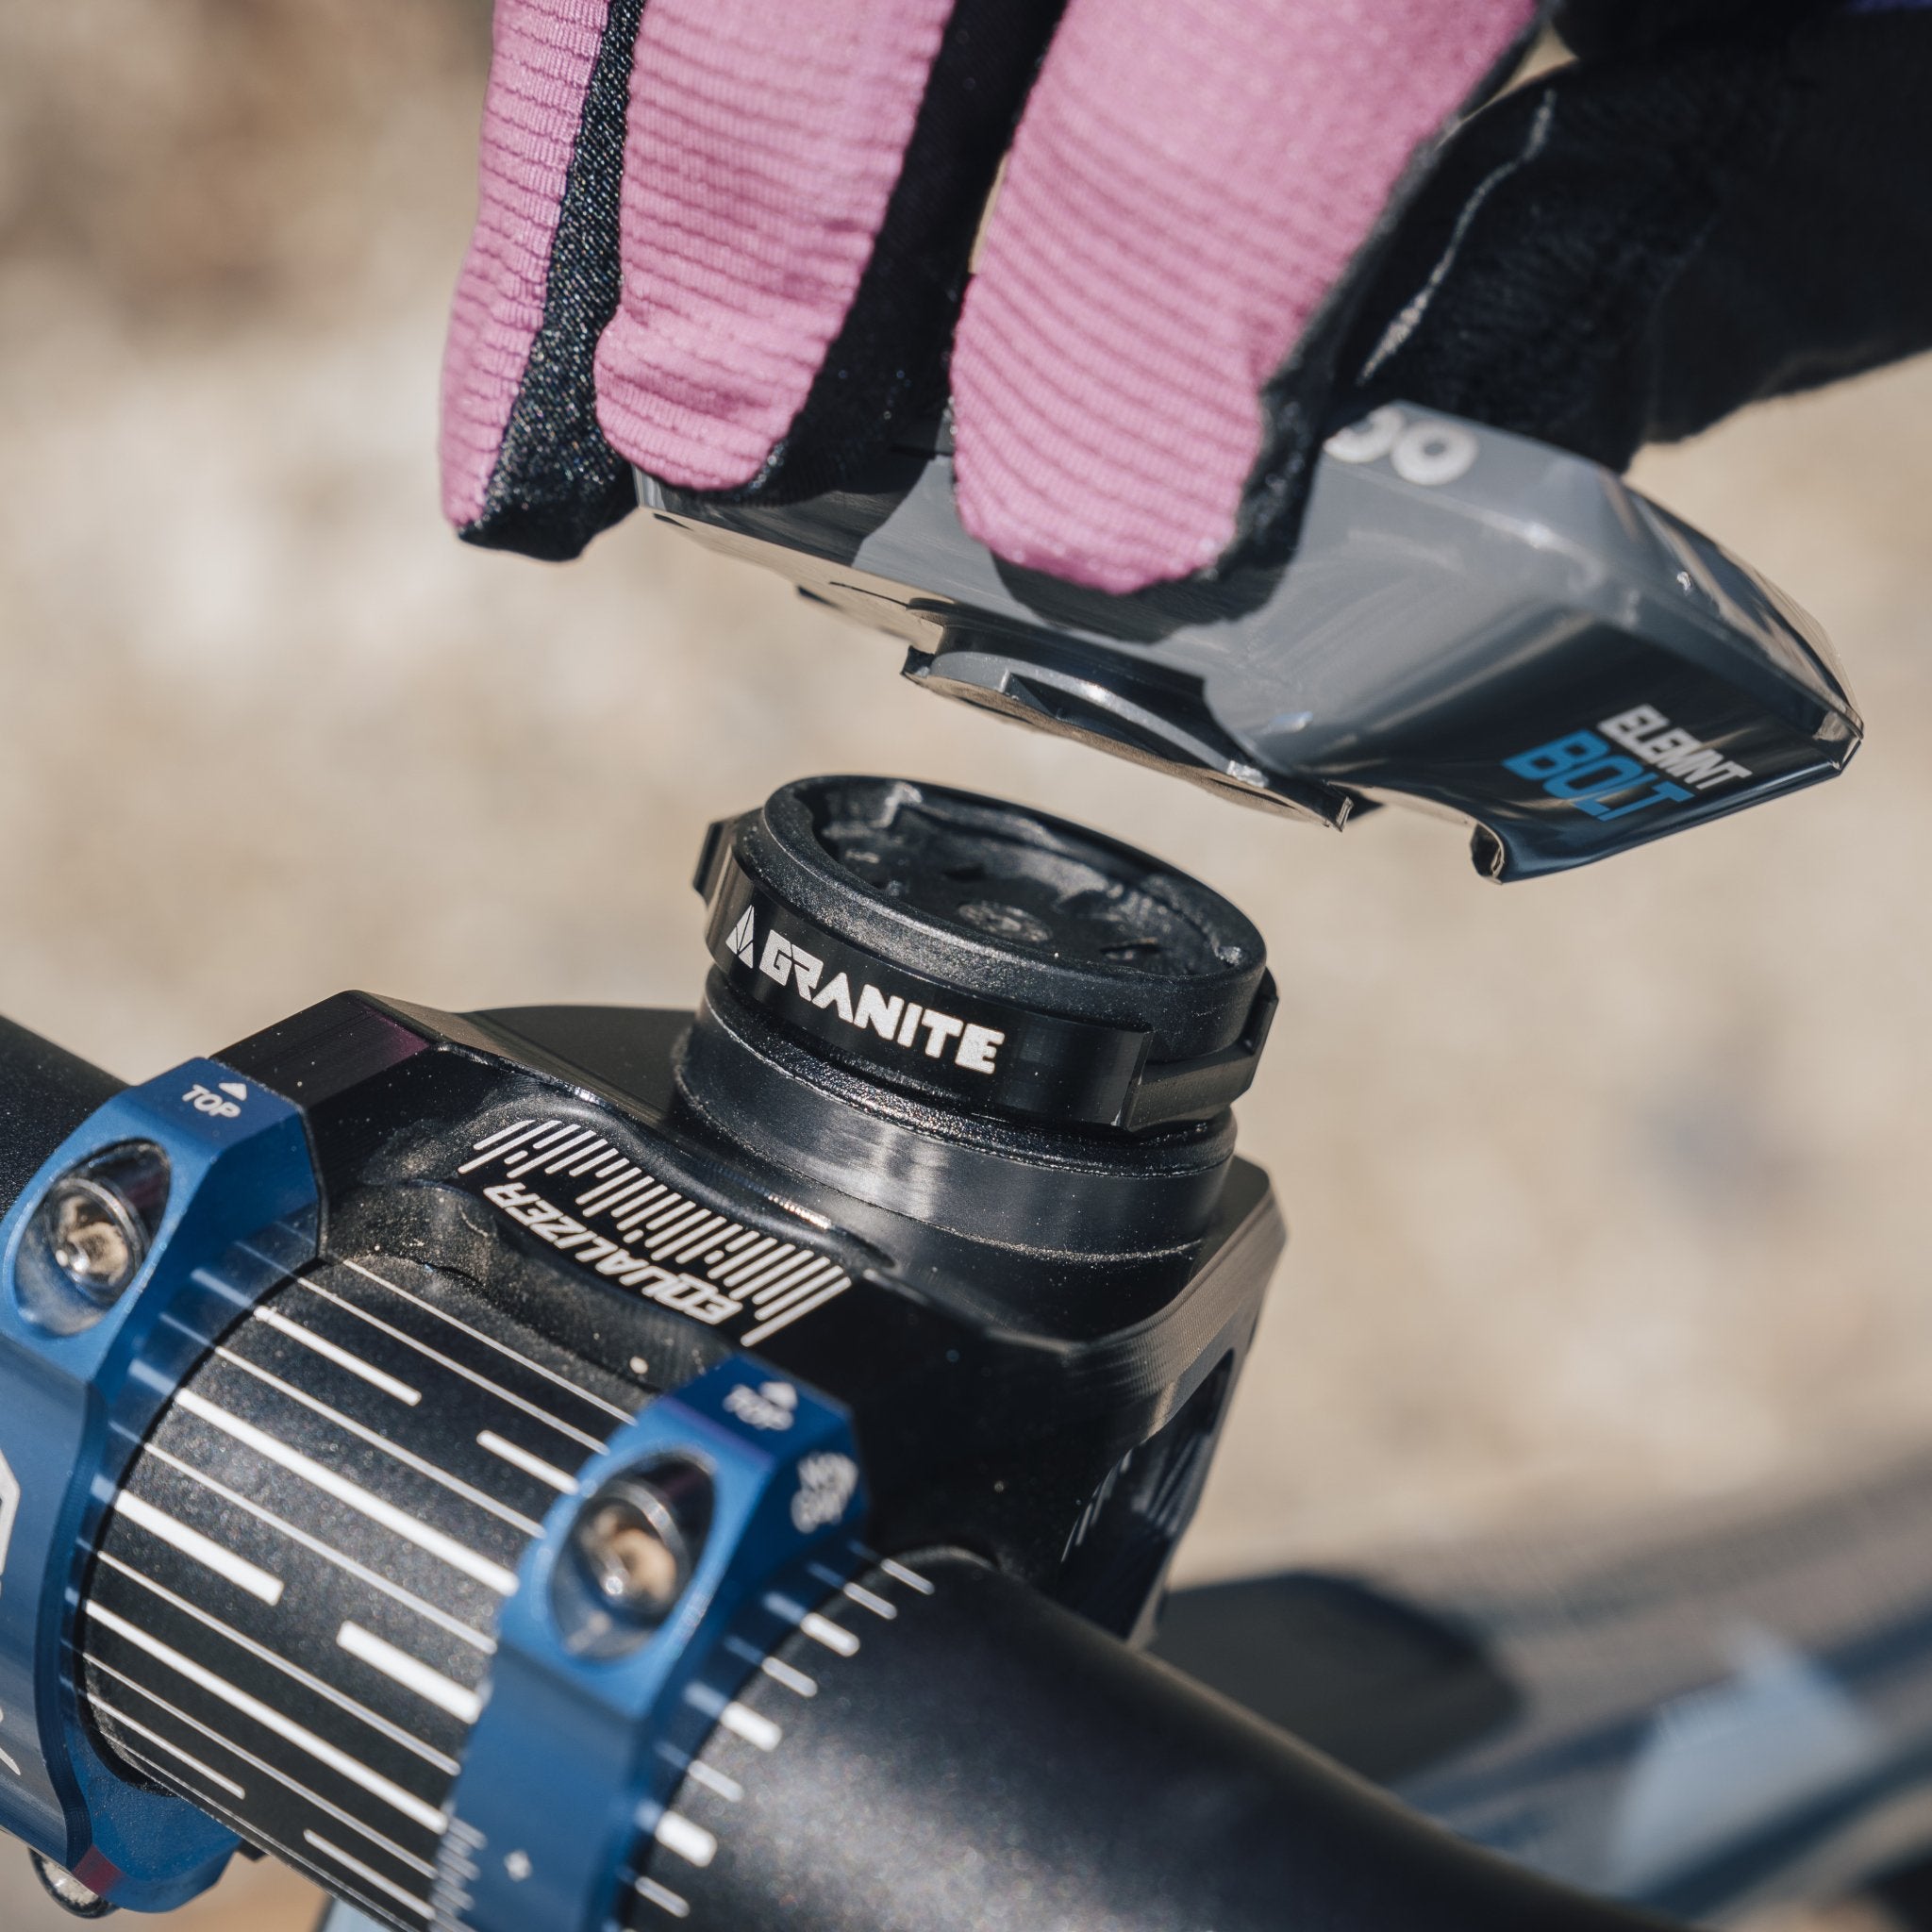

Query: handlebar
[0,1013,1708,1932]
[0,1017,119,1217]
[639,1551,1674,1932]
[0,1008,1678,1932]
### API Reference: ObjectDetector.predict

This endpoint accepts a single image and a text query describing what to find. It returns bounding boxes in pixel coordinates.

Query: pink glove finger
[442,0,619,533]
[952,0,1536,594]
[593,0,957,491]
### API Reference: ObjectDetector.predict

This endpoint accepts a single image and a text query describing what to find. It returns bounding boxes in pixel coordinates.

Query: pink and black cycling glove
[441,0,1932,591]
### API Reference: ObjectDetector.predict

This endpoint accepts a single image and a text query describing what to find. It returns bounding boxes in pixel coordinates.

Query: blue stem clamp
[0,1059,317,1909]
[441,1357,868,1932]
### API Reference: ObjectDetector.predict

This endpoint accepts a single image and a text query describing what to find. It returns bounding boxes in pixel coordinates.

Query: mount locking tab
[642,406,1860,880]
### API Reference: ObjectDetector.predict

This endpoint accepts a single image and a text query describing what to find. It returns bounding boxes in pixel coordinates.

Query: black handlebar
[645,1553,1674,1932]
[0,1016,119,1217]
[0,1018,1679,1931]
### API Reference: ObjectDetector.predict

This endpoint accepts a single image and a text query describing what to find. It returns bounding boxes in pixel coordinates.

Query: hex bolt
[30,1852,118,1919]
[575,1473,702,1618]
[581,1493,685,1612]
[561,1460,713,1651]
[44,1179,144,1300]
[14,1142,169,1333]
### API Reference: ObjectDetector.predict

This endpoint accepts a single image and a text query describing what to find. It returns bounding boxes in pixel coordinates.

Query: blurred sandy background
[3,5,1931,1926]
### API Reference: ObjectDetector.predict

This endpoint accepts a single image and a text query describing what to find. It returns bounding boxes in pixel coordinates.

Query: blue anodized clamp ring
[443,1356,868,1932]
[0,1059,318,1909]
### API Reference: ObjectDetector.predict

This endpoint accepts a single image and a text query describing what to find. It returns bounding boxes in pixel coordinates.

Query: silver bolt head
[576,1486,691,1620]
[30,1852,118,1919]
[46,1179,143,1298]
[557,1460,714,1655]
[14,1141,170,1333]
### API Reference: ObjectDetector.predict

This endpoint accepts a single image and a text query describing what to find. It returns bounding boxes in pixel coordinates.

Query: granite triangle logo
[727,907,756,966]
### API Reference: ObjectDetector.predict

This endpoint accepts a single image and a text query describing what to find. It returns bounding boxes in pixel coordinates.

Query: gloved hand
[441,0,1932,594]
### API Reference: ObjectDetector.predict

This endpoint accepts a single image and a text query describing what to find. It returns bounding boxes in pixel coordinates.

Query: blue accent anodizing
[0,1058,318,1910]
[442,1357,867,1932]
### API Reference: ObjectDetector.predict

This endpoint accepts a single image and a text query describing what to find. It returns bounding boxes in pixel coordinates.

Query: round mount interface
[692,777,1274,1134]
